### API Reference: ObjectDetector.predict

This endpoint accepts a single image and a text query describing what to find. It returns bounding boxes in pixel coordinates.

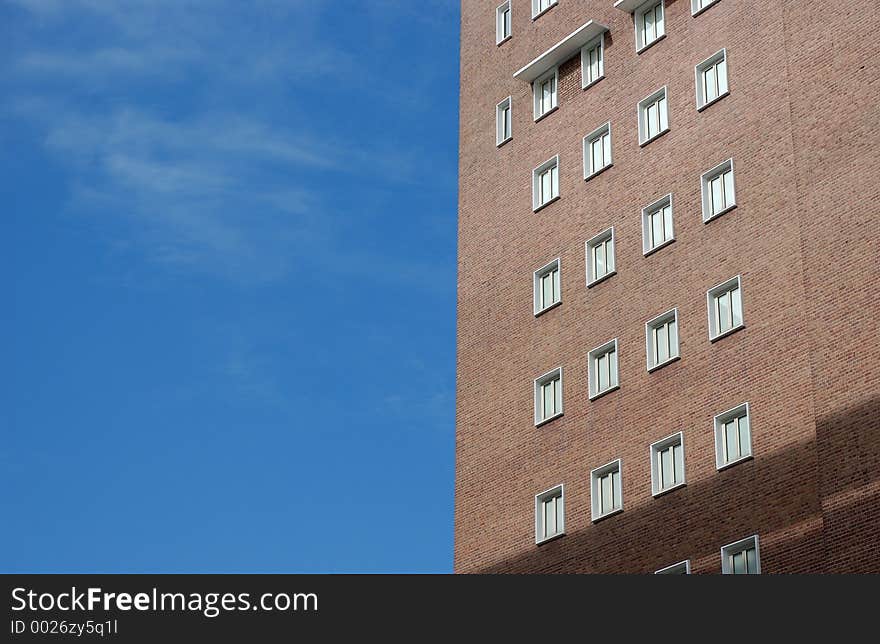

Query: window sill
[703,203,736,223]
[639,127,670,148]
[536,531,565,546]
[636,33,666,55]
[652,481,686,498]
[582,74,605,91]
[534,105,558,124]
[697,90,730,112]
[496,135,513,148]
[647,354,680,373]
[496,35,512,47]
[584,163,613,183]
[717,454,753,472]
[533,195,560,213]
[589,384,619,401]
[586,270,616,289]
[692,0,722,18]
[534,300,562,318]
[535,411,563,428]
[709,323,745,343]
[592,507,623,523]
[531,3,557,21]
[643,237,675,257]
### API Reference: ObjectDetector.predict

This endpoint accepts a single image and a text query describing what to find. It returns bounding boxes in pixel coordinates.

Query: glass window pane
[646,102,658,137]
[596,353,606,390]
[661,446,674,488]
[601,473,612,513]
[738,414,750,456]
[656,322,669,362]
[655,4,664,36]
[551,165,558,197]
[603,132,611,166]
[704,66,717,102]
[716,291,730,332]
[553,268,560,302]
[718,58,728,94]
[746,547,756,574]
[723,169,735,207]
[644,8,654,41]
[594,243,605,278]
[544,497,556,536]
[612,470,621,509]
[659,96,668,130]
[673,443,683,483]
[711,175,724,214]
[725,420,738,461]
[731,285,742,326]
[669,317,678,356]
[663,205,672,239]
[651,210,663,247]
[609,348,618,386]
[732,551,746,574]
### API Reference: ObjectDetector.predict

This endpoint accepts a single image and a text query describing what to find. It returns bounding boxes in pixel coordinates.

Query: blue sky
[1,0,459,572]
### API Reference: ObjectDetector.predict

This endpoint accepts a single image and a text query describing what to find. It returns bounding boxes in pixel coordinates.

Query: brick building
[455,0,880,573]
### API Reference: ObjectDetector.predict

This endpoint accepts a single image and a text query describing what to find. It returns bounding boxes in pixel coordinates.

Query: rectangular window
[496,2,511,44]
[532,0,557,19]
[692,0,722,17]
[534,258,561,315]
[646,308,679,371]
[641,193,674,255]
[638,86,669,145]
[707,275,743,340]
[532,155,560,211]
[695,49,729,110]
[581,35,604,88]
[701,158,736,221]
[533,69,558,120]
[714,402,752,469]
[721,535,760,574]
[534,367,563,426]
[637,1,665,52]
[588,339,619,400]
[650,432,685,496]
[591,459,623,521]
[535,485,564,544]
[655,560,690,574]
[585,227,615,286]
[583,122,612,180]
[496,96,512,146]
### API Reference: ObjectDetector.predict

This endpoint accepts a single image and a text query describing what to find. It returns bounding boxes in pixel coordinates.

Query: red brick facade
[455,0,880,573]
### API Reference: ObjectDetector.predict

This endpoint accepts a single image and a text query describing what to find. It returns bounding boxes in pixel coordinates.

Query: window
[496,2,511,44]
[532,155,560,211]
[655,560,690,574]
[695,49,729,110]
[692,0,722,17]
[535,485,564,544]
[496,96,512,146]
[700,158,736,221]
[585,227,615,286]
[532,0,557,20]
[714,402,752,469]
[636,1,665,52]
[533,68,558,120]
[721,535,760,574]
[641,193,674,255]
[707,275,743,340]
[534,258,561,315]
[588,339,619,400]
[638,86,669,145]
[591,459,622,521]
[650,432,685,496]
[581,34,604,88]
[534,367,563,426]
[583,122,612,180]
[646,308,679,371]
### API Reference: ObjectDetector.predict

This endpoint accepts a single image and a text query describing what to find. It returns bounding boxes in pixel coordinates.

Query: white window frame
[635,0,665,53]
[588,338,619,400]
[535,484,565,544]
[533,258,561,316]
[590,459,623,522]
[496,96,512,146]
[692,0,723,18]
[721,535,761,574]
[714,402,752,470]
[655,560,691,574]
[533,67,559,121]
[706,275,744,341]
[645,308,679,372]
[700,157,736,222]
[496,1,512,45]
[650,431,686,497]
[583,122,612,181]
[580,34,605,89]
[641,193,675,255]
[534,367,563,426]
[532,155,560,212]
[638,86,669,146]
[585,227,615,287]
[531,0,558,21]
[695,48,729,111]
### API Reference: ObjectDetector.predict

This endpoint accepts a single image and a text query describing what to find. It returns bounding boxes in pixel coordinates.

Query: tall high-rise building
[455,0,880,573]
